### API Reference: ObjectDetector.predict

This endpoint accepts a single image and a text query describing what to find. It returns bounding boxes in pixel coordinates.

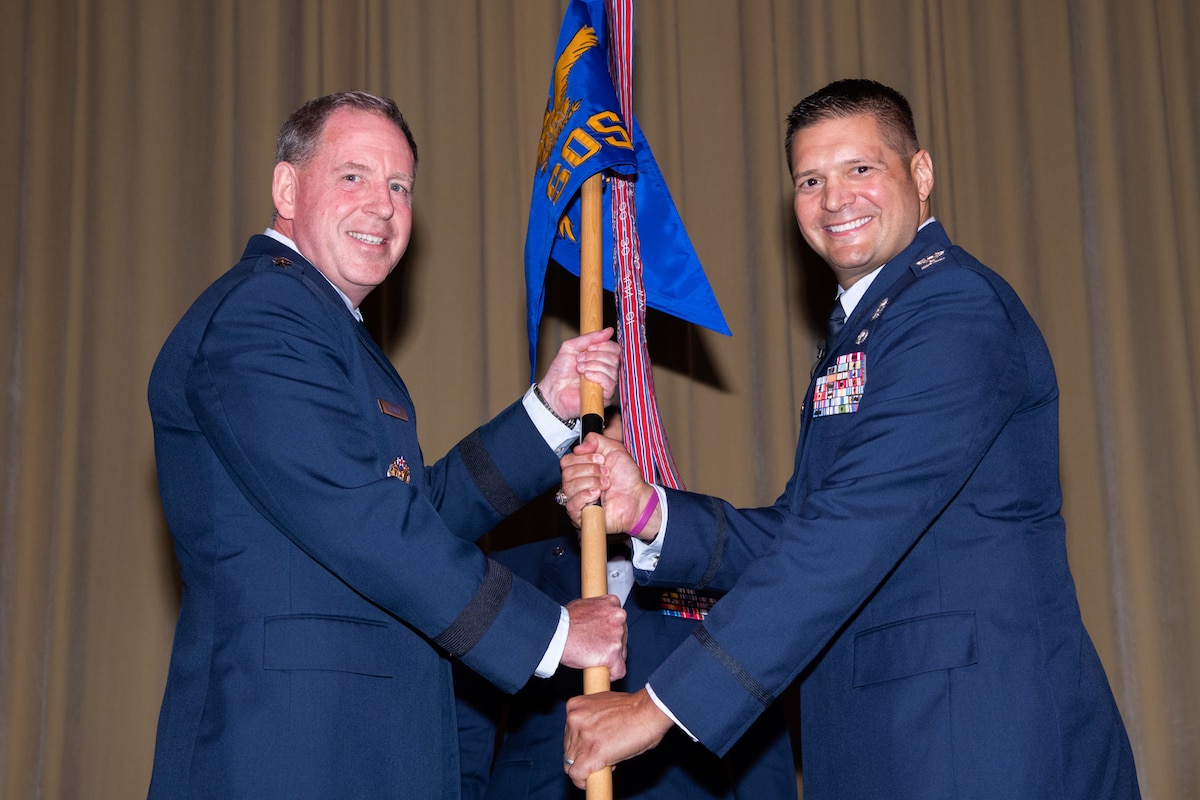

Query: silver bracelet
[533,384,578,430]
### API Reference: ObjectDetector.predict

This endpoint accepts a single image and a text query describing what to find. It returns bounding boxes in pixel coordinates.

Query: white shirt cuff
[630,485,668,569]
[645,682,698,741]
[535,606,571,678]
[522,385,580,457]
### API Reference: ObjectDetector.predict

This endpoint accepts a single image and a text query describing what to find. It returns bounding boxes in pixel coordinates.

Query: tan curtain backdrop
[2,0,1197,797]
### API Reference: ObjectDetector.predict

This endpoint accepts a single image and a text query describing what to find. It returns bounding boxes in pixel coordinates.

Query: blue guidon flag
[524,0,730,380]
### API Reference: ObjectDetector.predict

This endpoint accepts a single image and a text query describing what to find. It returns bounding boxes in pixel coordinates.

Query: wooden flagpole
[577,172,613,800]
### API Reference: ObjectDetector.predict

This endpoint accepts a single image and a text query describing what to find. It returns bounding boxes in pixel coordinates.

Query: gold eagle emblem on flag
[536,25,599,174]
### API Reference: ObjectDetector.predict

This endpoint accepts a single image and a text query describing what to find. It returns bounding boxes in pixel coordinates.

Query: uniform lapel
[795,222,953,464]
[254,236,414,402]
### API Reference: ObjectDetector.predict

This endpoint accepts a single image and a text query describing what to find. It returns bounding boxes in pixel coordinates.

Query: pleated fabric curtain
[1,1,1197,797]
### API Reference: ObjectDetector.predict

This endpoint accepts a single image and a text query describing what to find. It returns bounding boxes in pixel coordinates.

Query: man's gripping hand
[560,594,627,679]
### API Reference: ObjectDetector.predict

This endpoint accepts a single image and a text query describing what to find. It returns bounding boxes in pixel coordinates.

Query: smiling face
[271,108,415,306]
[789,113,933,289]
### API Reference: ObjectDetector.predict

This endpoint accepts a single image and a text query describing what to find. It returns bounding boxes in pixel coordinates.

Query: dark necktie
[826,296,847,344]
[812,296,848,374]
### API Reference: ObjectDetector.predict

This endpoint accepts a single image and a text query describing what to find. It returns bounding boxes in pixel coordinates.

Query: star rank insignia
[387,456,411,483]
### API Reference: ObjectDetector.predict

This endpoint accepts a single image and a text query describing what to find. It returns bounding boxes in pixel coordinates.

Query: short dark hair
[275,91,418,172]
[784,79,919,173]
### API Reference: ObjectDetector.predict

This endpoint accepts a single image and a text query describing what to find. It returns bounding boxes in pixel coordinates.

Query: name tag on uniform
[812,352,866,417]
[378,399,409,421]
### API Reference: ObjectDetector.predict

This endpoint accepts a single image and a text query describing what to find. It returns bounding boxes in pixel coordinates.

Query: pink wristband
[627,490,660,539]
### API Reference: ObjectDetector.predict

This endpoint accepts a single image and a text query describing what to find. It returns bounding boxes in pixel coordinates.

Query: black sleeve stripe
[434,559,513,657]
[698,495,727,589]
[459,430,524,517]
[693,626,774,709]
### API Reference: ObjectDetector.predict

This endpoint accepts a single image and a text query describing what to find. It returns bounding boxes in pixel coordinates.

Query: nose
[822,177,854,212]
[364,181,395,219]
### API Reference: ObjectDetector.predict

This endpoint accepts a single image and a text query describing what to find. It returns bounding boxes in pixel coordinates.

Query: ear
[911,149,934,203]
[272,162,298,222]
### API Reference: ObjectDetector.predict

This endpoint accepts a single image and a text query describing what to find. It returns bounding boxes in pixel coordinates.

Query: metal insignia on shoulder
[871,297,889,320]
[856,329,869,345]
[387,456,411,483]
[272,256,292,268]
[915,250,946,269]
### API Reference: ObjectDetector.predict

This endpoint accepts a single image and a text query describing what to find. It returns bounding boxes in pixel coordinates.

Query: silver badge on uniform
[915,250,946,269]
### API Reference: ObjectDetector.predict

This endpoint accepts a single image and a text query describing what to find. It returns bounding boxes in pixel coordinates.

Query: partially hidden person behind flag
[146,90,629,800]
[557,79,1141,799]
[454,413,797,800]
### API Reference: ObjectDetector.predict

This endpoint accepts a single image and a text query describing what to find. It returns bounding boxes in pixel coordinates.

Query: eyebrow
[793,155,881,180]
[335,160,413,183]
